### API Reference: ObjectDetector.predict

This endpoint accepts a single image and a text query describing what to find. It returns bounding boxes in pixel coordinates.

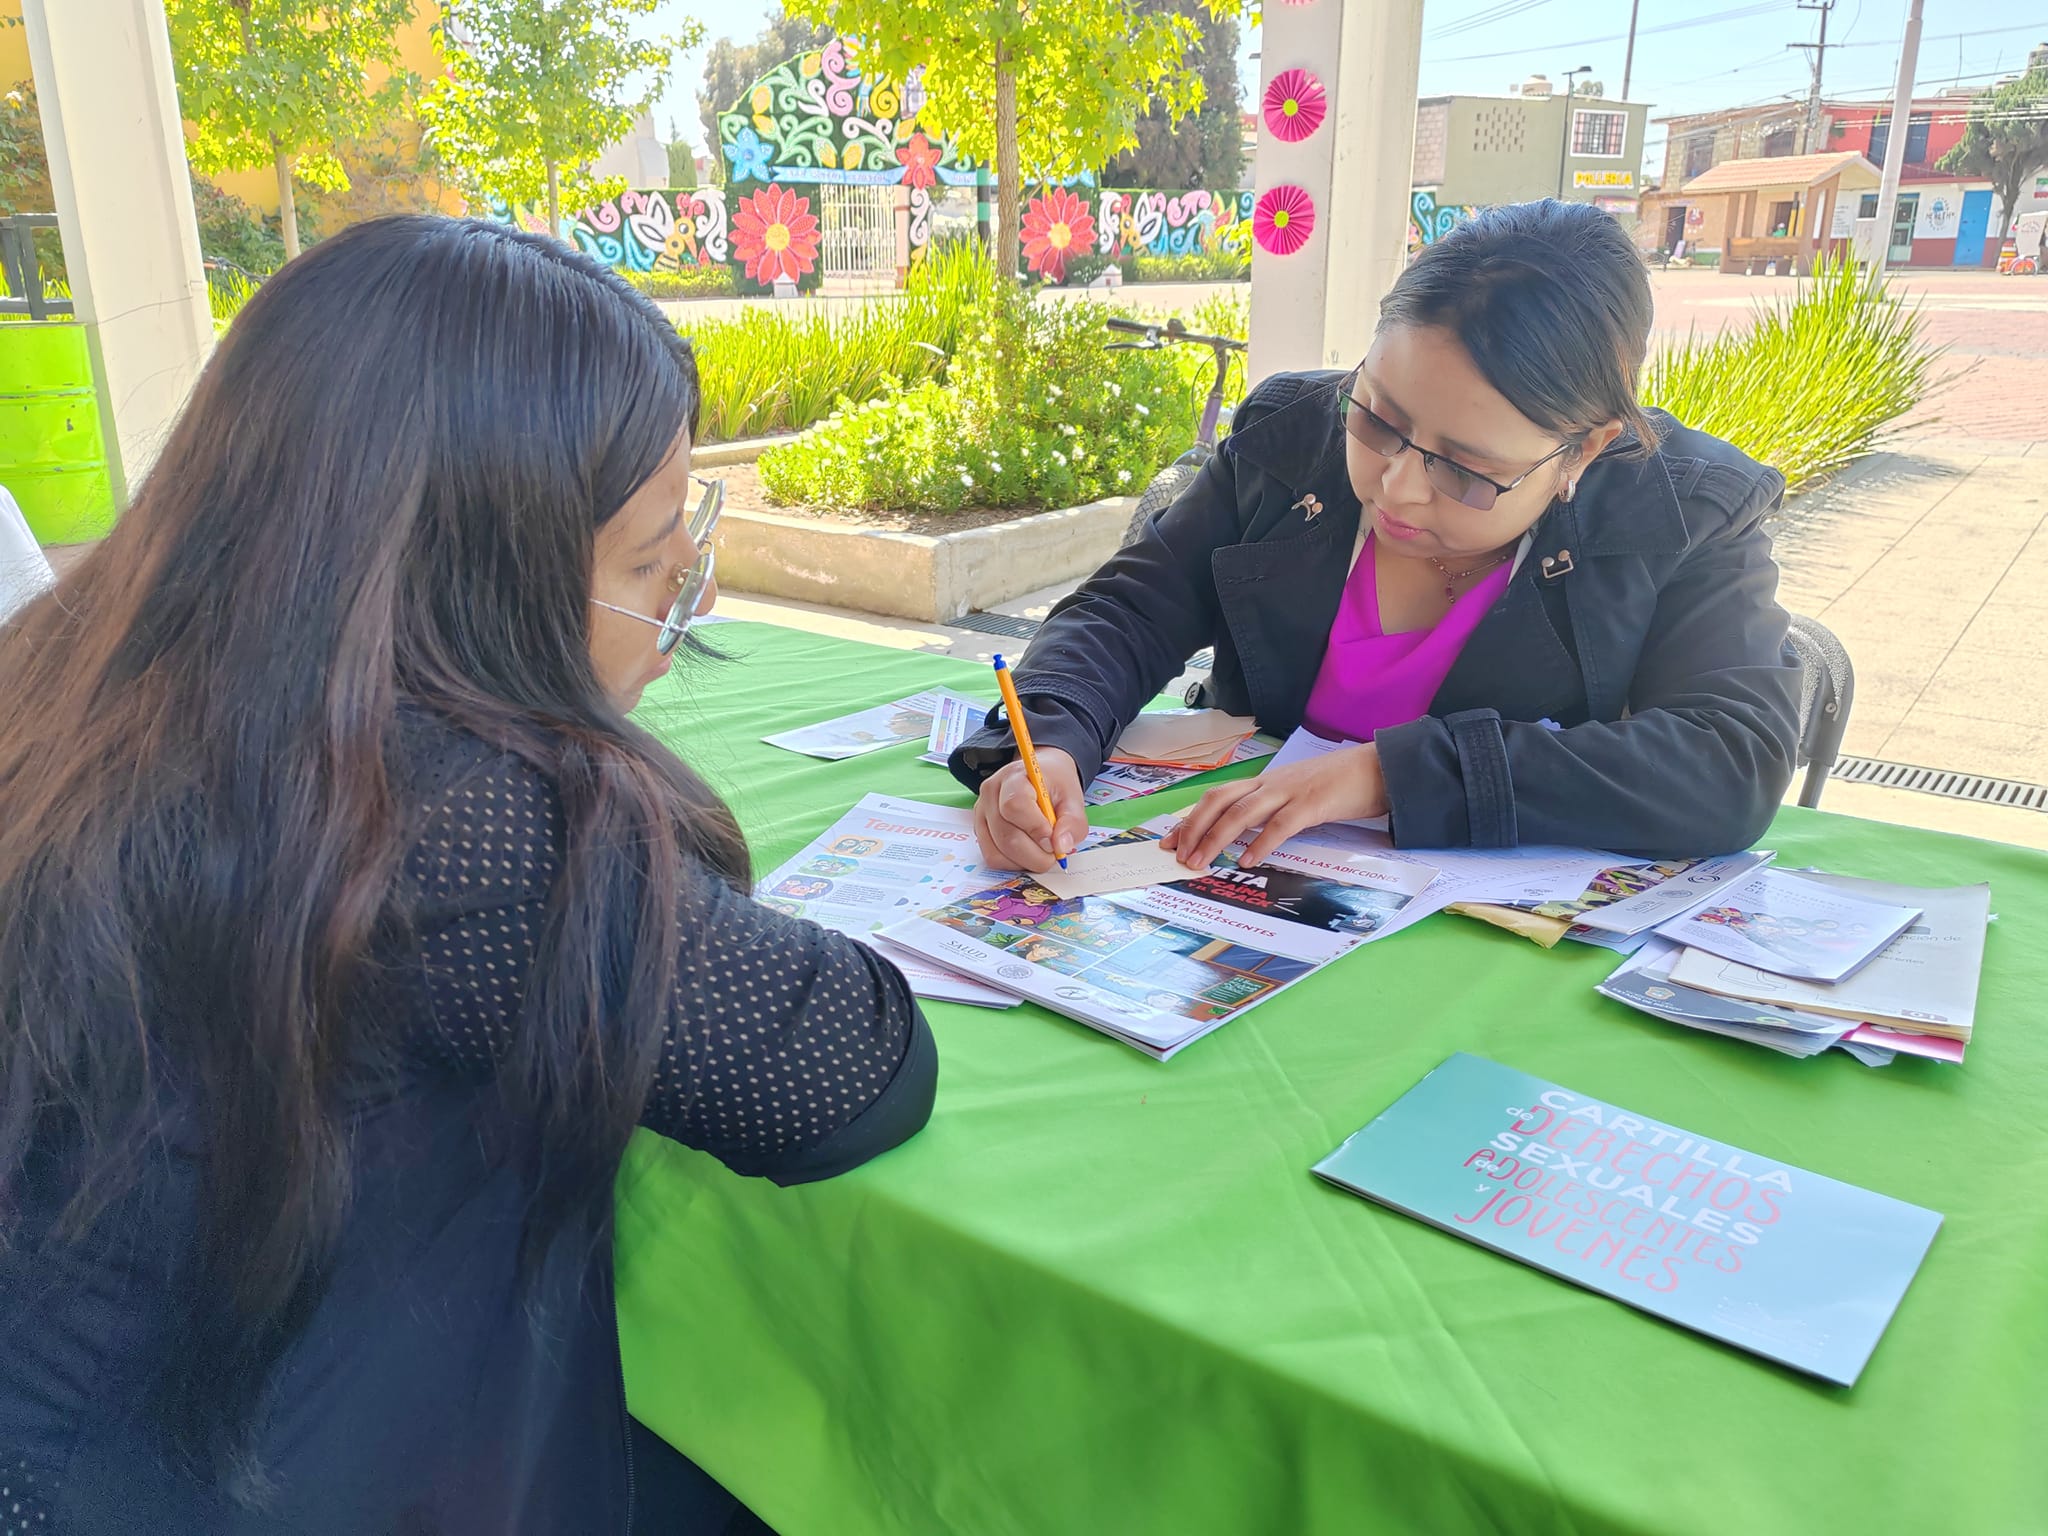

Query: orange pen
[991,654,1068,870]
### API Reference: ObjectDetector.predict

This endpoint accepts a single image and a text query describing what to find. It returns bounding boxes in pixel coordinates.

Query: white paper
[763,691,943,760]
[1266,725,1354,774]
[920,690,991,765]
[1035,840,1210,901]
[1668,879,1989,1035]
[1598,937,1855,1057]
[0,487,54,624]
[1655,869,1922,984]
[1559,849,1779,937]
[1083,734,1279,805]
[752,792,1018,1007]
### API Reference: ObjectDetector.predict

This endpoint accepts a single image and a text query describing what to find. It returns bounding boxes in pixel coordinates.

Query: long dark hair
[1380,199,1659,455]
[0,216,747,1485]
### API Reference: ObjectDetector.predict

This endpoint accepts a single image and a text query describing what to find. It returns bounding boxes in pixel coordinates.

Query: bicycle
[1104,315,1247,546]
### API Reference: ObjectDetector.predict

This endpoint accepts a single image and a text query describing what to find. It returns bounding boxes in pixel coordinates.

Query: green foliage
[1642,256,1941,490]
[207,267,261,328]
[1059,251,1118,289]
[756,261,1249,513]
[0,80,53,218]
[623,265,734,300]
[696,9,831,168]
[1124,245,1248,283]
[665,136,698,190]
[190,175,289,274]
[685,236,995,442]
[164,0,414,249]
[1107,0,1244,192]
[1938,69,2048,240]
[423,0,701,227]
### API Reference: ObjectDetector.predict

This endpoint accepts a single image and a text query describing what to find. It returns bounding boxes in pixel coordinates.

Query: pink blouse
[1301,534,1514,744]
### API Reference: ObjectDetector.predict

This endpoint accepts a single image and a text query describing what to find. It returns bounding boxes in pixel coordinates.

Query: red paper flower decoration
[732,186,821,286]
[896,131,941,191]
[1021,187,1097,283]
[1263,69,1327,142]
[1253,185,1315,256]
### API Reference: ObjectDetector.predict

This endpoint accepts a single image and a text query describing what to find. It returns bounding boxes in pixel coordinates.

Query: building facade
[1413,79,1650,223]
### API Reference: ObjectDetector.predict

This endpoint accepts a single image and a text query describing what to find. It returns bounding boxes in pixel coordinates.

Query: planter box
[716,496,1135,622]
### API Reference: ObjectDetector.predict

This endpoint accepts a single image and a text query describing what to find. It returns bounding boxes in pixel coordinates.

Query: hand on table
[973,748,1089,873]
[1161,743,1388,871]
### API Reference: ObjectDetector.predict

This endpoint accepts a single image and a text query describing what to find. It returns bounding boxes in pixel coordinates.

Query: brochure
[1450,851,1775,952]
[751,793,1019,1008]
[764,691,946,760]
[920,690,992,765]
[1313,1053,1942,1386]
[1667,878,1990,1042]
[1656,869,1921,983]
[880,820,1438,1058]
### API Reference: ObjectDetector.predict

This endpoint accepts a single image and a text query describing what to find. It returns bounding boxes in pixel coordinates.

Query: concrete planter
[715,496,1135,622]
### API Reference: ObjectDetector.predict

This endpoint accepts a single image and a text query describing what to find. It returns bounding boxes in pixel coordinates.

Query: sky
[651,0,2047,178]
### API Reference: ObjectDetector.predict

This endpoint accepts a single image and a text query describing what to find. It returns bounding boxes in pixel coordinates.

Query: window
[1571,109,1628,158]
[1761,124,1797,158]
[1683,135,1715,181]
[1867,111,1935,167]
[1858,193,1879,218]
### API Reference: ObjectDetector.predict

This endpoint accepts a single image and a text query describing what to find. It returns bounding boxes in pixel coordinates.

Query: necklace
[1426,549,1515,602]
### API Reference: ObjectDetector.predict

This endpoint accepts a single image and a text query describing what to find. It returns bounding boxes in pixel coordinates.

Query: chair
[1783,613,1855,809]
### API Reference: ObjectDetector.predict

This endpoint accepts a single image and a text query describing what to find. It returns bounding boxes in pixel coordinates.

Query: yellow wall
[2,0,462,223]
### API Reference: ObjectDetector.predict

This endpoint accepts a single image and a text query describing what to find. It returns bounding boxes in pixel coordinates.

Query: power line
[1429,0,1562,43]
[1427,2,1790,66]
[1788,0,1836,155]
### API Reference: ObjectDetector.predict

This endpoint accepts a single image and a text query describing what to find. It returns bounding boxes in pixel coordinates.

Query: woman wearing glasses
[0,218,932,1532]
[955,199,1802,869]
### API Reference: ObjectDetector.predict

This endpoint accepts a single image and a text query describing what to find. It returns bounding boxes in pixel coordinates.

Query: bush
[207,267,259,329]
[189,176,290,275]
[1059,251,1118,289]
[1642,255,1942,489]
[758,279,1203,514]
[683,238,994,442]
[1124,245,1249,283]
[624,265,734,300]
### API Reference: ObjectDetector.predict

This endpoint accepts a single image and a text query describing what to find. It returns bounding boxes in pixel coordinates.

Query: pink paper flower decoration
[1263,69,1327,142]
[1253,185,1315,256]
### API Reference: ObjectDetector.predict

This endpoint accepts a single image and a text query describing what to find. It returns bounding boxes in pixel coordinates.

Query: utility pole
[1859,0,1924,270]
[1788,0,1837,155]
[1621,0,1641,100]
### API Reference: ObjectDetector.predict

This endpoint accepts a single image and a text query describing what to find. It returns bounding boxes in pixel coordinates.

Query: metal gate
[817,185,898,287]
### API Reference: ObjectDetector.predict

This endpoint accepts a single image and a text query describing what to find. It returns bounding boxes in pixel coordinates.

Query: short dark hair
[1378,199,1658,457]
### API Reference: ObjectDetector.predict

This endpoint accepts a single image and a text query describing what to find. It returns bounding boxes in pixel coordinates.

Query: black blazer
[952,369,1803,859]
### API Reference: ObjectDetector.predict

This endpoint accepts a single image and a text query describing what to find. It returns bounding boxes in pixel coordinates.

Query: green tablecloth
[616,621,2047,1536]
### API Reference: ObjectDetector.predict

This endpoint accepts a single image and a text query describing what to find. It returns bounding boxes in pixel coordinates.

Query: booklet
[1313,1053,1942,1386]
[1450,850,1776,953]
[879,820,1438,1058]
[764,691,947,760]
[1657,869,1921,983]
[920,690,992,765]
[752,793,1019,1008]
[1667,878,1990,1043]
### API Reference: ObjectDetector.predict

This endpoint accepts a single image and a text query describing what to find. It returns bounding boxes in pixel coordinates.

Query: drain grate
[949,611,1045,641]
[1831,756,2048,812]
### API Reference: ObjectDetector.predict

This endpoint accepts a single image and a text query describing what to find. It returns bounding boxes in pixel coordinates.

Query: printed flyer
[1315,1054,1941,1385]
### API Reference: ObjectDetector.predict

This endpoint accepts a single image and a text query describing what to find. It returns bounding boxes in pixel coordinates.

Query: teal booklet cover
[1314,1053,1941,1386]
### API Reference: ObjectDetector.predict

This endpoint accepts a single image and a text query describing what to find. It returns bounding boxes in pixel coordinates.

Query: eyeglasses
[590,476,724,656]
[1338,370,1576,512]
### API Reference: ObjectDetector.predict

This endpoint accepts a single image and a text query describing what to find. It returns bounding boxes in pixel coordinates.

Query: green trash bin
[0,321,117,545]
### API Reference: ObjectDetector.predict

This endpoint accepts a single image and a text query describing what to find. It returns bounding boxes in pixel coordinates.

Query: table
[616,621,2047,1536]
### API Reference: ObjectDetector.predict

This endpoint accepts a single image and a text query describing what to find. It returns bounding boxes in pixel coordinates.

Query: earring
[1562,480,1578,503]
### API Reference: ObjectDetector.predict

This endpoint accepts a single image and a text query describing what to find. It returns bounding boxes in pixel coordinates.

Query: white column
[23,0,212,507]
[1247,0,1426,385]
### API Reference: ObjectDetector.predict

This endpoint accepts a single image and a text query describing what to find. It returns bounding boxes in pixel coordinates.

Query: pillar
[1246,0,1426,385]
[23,0,212,508]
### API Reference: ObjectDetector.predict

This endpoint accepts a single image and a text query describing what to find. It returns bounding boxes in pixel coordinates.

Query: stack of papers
[1085,735,1279,803]
[765,691,953,760]
[881,817,1440,1059]
[1453,850,1775,952]
[1599,874,1990,1067]
[1108,709,1259,771]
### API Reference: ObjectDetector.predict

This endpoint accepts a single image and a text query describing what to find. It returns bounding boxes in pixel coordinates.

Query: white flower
[990,460,1002,472]
[960,472,975,487]
[1060,422,1077,436]
[1134,403,1150,417]
[1047,384,1062,398]
[1117,469,1132,484]
[1052,449,1067,464]
[1109,382,1122,397]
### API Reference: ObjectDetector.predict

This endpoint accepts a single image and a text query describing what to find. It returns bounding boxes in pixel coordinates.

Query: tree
[1106,0,1242,191]
[0,80,53,219]
[666,136,698,189]
[164,0,414,261]
[1939,68,2048,241]
[422,0,701,232]
[785,0,1238,279]
[696,8,831,172]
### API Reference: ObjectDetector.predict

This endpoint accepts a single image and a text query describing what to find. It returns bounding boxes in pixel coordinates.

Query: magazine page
[1656,869,1922,984]
[752,793,1018,1008]
[763,691,945,760]
[1555,849,1777,936]
[1314,1053,1942,1386]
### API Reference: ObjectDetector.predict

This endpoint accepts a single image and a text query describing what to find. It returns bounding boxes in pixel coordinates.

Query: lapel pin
[1540,549,1575,581]
[1292,493,1324,523]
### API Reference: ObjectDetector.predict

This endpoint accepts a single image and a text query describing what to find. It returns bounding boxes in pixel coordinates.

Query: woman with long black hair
[0,217,933,1532]
[958,200,1803,872]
